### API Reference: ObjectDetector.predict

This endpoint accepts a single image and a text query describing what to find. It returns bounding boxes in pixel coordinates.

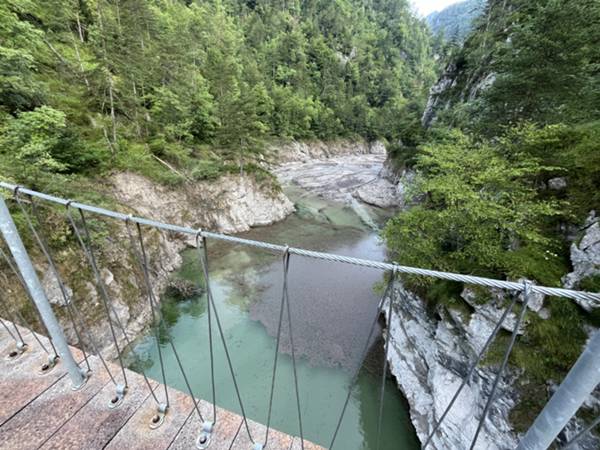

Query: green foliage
[0,0,435,188]
[384,129,562,283]
[426,0,485,43]
[513,298,587,383]
[0,105,105,186]
[425,0,600,134]
[483,0,600,127]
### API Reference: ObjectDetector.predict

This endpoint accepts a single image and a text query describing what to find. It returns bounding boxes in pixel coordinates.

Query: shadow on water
[125,191,420,450]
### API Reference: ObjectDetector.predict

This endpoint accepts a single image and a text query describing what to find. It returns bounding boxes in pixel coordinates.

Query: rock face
[42,269,73,306]
[112,172,294,236]
[421,59,496,128]
[563,212,600,310]
[421,63,459,128]
[272,139,385,164]
[384,210,600,450]
[273,139,409,210]
[385,285,520,450]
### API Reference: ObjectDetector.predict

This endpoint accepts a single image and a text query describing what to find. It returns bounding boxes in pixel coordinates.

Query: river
[125,153,420,450]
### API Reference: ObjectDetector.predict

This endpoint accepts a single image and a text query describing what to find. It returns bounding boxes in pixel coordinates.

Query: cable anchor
[108,383,127,409]
[195,421,213,449]
[6,340,27,360]
[39,352,59,375]
[149,402,168,429]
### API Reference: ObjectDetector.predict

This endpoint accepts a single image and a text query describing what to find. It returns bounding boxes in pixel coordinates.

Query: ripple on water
[125,178,419,450]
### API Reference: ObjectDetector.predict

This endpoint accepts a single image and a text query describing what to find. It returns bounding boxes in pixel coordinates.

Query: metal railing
[0,181,599,450]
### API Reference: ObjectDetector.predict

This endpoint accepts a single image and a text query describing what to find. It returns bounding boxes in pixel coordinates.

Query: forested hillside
[426,0,484,42]
[384,0,600,430]
[0,0,434,193]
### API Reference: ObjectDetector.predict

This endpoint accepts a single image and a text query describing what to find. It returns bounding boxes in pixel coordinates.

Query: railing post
[516,331,600,450]
[0,195,86,388]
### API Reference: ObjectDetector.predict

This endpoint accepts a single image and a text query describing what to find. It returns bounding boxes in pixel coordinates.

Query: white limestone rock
[42,269,73,306]
[548,177,567,190]
[355,178,404,208]
[385,286,519,450]
[562,212,600,311]
[112,172,294,236]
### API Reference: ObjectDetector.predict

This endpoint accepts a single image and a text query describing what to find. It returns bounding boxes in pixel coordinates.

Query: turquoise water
[125,191,420,450]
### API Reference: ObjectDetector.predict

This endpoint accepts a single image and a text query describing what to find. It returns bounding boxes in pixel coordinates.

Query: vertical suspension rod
[0,196,85,388]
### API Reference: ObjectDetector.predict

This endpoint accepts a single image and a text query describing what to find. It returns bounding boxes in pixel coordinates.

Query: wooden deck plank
[0,318,326,450]
[168,399,246,450]
[229,416,295,450]
[0,329,80,426]
[104,384,195,450]
[290,436,326,450]
[41,361,158,450]
[0,356,110,450]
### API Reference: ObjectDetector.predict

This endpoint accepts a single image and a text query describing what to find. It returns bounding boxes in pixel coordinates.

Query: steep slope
[426,0,485,41]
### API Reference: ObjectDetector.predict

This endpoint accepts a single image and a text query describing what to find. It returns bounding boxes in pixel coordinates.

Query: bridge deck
[0,323,323,450]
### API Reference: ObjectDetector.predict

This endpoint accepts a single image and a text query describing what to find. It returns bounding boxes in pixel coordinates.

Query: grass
[483,296,588,432]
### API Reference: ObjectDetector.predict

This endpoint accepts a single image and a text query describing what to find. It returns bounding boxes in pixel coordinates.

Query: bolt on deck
[0,321,323,450]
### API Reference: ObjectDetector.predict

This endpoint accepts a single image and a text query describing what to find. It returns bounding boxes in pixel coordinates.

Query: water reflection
[125,192,419,450]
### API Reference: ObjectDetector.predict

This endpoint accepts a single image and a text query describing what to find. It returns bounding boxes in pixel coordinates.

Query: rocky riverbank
[272,139,409,211]
[53,169,295,356]
[35,139,399,358]
[384,212,600,450]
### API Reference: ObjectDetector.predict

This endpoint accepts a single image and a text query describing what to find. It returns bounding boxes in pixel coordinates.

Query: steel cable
[130,221,207,422]
[67,206,164,403]
[0,182,596,305]
[28,198,116,380]
[284,253,305,449]
[329,271,395,449]
[469,282,532,449]
[0,248,54,355]
[196,235,255,444]
[263,248,290,447]
[14,193,96,374]
[0,294,26,347]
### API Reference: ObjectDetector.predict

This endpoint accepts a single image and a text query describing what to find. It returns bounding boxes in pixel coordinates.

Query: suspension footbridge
[0,181,599,450]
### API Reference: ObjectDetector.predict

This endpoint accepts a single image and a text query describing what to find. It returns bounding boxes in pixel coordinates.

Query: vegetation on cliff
[384,0,600,431]
[0,0,434,192]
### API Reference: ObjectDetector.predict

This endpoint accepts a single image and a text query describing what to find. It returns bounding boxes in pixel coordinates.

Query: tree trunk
[76,13,85,43]
[71,34,90,88]
[108,75,118,152]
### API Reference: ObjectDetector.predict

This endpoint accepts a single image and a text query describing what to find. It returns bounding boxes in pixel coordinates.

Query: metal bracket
[71,367,91,391]
[195,421,213,449]
[252,444,264,450]
[39,353,59,375]
[108,383,127,409]
[6,341,27,360]
[149,403,168,429]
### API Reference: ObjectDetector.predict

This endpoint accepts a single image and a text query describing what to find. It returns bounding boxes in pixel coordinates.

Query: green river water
[125,187,420,450]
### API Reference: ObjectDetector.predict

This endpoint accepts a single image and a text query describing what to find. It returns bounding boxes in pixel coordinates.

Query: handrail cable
[329,271,395,448]
[14,192,98,375]
[0,247,55,356]
[1,182,597,304]
[129,221,207,422]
